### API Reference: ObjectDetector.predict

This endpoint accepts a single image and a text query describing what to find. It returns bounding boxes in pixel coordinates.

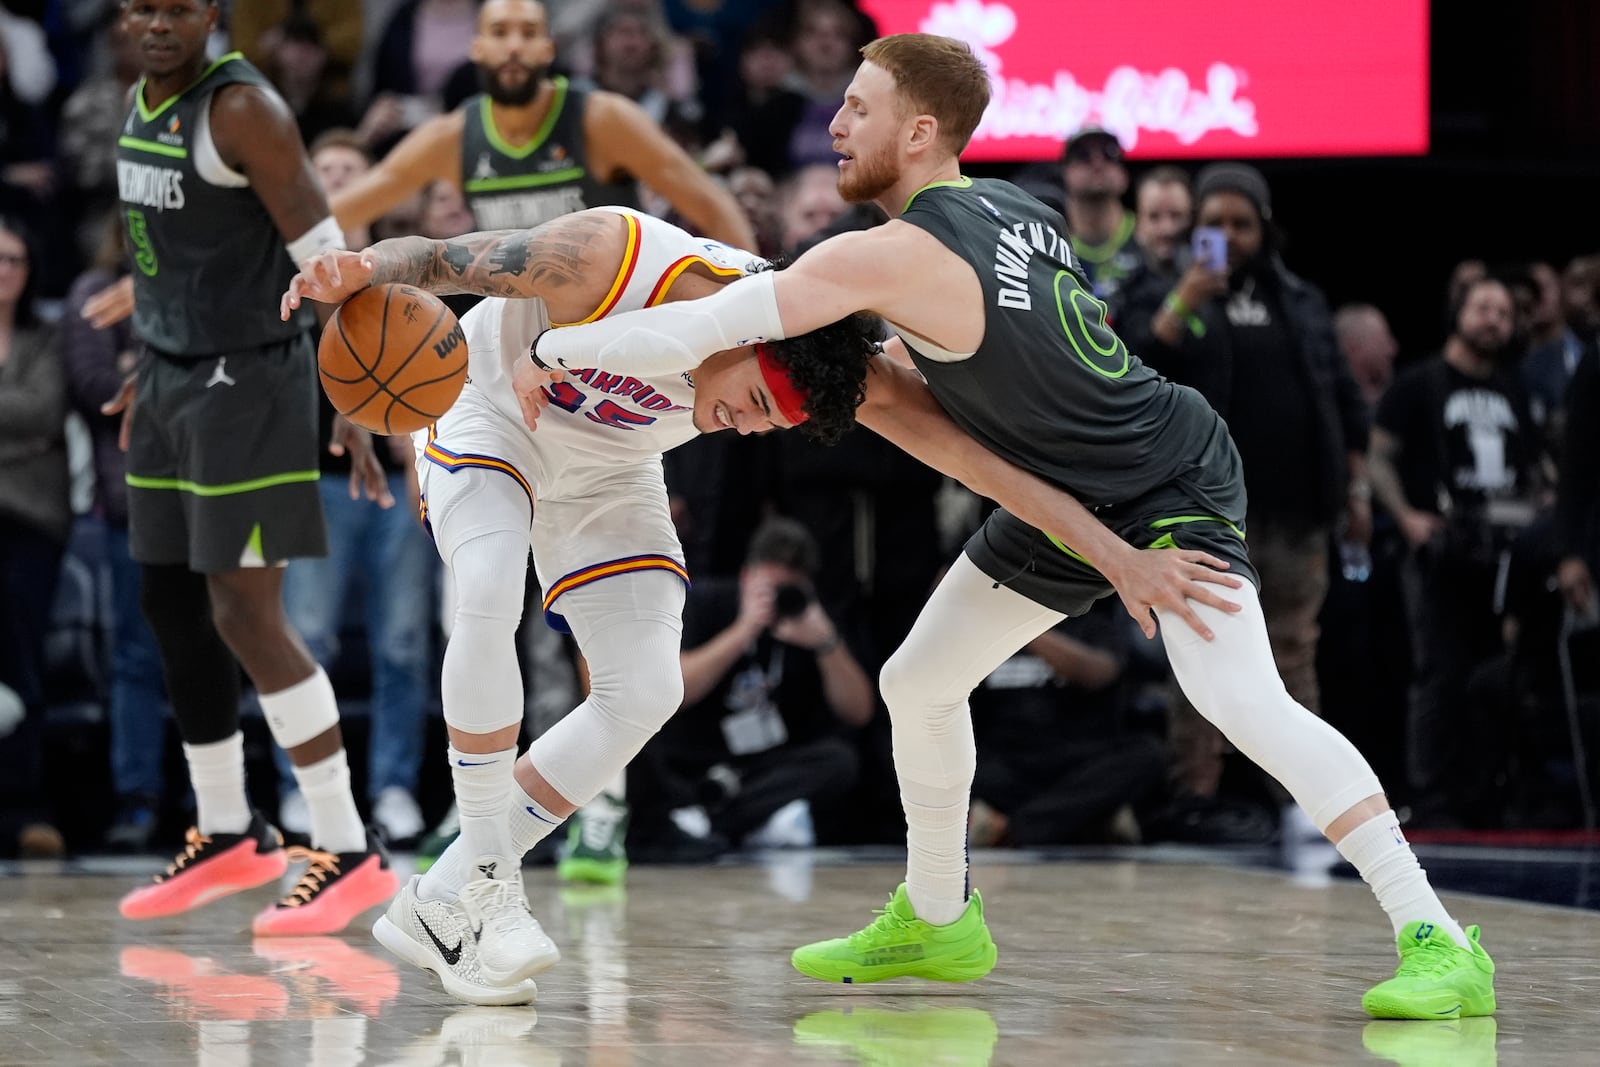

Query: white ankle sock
[1336,811,1468,947]
[291,750,367,853]
[511,780,566,855]
[184,733,251,835]
[901,779,970,926]
[432,744,517,888]
[422,770,566,901]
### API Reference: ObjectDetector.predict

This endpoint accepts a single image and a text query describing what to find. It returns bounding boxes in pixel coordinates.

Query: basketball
[318,283,468,435]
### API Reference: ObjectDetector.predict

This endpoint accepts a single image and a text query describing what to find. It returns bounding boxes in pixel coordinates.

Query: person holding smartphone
[1117,163,1372,806]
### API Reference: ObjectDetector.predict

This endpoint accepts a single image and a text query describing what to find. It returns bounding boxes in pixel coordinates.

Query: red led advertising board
[856,0,1430,160]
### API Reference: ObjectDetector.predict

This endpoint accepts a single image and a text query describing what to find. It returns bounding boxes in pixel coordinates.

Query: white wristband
[286,216,347,266]
[535,271,786,377]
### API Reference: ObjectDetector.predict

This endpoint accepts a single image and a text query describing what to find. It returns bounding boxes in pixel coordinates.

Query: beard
[1459,326,1515,362]
[476,61,546,106]
[836,144,899,204]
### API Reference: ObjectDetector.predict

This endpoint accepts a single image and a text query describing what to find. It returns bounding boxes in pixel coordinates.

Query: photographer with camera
[648,517,873,848]
[1369,275,1545,826]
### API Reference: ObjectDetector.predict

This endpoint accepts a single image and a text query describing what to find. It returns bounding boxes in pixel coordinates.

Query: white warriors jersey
[446,206,759,464]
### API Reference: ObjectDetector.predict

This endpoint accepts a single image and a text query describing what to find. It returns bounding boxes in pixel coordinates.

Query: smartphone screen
[1191,227,1228,272]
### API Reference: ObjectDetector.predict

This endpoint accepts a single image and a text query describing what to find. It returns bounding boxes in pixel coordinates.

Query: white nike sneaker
[458,856,561,986]
[372,875,539,1006]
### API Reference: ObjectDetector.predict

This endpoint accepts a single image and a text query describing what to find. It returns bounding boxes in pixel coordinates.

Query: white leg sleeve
[523,571,686,806]
[431,466,534,736]
[881,554,1063,924]
[1159,580,1384,832]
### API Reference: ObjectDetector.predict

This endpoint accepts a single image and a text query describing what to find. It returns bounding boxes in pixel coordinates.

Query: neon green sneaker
[556,793,628,886]
[1362,922,1496,1019]
[790,883,997,984]
[1362,1017,1498,1067]
[793,1006,998,1066]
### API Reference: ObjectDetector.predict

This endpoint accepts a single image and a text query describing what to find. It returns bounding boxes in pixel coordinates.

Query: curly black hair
[755,259,883,446]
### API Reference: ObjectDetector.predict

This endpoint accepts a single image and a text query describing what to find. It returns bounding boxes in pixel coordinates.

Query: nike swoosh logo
[456,759,498,767]
[1436,1004,1462,1016]
[525,806,558,825]
[417,915,464,966]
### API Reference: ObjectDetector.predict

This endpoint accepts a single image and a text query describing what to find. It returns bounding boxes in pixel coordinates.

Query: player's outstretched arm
[857,346,1242,641]
[533,228,892,378]
[281,210,621,316]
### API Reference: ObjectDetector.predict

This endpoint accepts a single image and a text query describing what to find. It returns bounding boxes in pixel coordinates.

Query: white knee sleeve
[442,530,529,735]
[882,555,1062,791]
[523,572,685,805]
[260,668,341,749]
[1160,581,1384,830]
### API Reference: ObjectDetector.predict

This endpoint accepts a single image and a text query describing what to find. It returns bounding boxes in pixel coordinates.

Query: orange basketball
[318,283,468,435]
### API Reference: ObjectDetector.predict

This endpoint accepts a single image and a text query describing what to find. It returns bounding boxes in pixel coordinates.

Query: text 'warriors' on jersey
[449,207,761,465]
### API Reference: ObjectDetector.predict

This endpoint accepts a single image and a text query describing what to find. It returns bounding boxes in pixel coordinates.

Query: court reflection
[793,1005,998,1067]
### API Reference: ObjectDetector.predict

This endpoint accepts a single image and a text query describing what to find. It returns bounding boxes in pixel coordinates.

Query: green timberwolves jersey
[116,54,304,356]
[460,79,638,231]
[898,177,1231,508]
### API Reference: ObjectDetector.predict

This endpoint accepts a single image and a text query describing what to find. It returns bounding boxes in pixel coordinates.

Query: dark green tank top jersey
[898,176,1257,614]
[117,54,305,357]
[459,78,638,231]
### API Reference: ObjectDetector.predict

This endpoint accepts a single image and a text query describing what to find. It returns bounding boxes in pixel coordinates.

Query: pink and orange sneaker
[251,828,399,937]
[119,811,287,920]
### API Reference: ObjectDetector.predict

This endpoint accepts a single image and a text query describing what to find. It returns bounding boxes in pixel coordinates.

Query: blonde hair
[859,34,989,155]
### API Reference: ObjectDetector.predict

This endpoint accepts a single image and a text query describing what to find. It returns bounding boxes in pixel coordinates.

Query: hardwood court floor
[3,851,1597,1066]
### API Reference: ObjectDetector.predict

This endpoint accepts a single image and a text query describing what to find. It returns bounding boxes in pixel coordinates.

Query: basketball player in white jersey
[283,206,1239,1005]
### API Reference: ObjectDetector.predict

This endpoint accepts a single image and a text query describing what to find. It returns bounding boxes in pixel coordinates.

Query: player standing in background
[535,34,1498,1020]
[102,0,397,937]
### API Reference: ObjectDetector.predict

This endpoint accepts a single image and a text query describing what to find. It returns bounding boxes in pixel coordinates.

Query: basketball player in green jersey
[331,0,753,884]
[105,0,397,936]
[536,34,1497,1020]
[330,0,753,249]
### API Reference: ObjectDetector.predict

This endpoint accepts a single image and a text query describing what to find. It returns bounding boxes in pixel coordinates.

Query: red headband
[755,343,809,426]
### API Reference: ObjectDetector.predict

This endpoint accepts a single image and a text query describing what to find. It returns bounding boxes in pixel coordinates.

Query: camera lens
[773,583,810,619]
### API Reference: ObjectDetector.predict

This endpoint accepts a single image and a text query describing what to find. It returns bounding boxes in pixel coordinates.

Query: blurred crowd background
[1,0,1598,862]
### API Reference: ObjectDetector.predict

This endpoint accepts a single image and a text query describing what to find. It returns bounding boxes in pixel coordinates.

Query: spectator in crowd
[1335,303,1401,413]
[231,0,363,104]
[1556,347,1599,624]
[723,17,804,177]
[778,162,846,254]
[1119,163,1371,802]
[581,4,701,134]
[779,0,870,170]
[0,214,68,858]
[1059,127,1141,301]
[259,10,360,145]
[0,32,57,225]
[1517,262,1585,433]
[273,132,437,847]
[727,164,783,259]
[650,518,872,848]
[1561,254,1600,343]
[968,605,1167,847]
[1369,276,1544,825]
[1131,165,1192,281]
[661,0,786,133]
[57,14,139,266]
[371,0,481,123]
[62,217,172,852]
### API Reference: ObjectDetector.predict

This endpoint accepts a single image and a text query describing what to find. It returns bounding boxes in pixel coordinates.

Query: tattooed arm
[281,210,622,315]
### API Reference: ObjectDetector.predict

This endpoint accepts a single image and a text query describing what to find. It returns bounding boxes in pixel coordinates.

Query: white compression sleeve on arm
[534,270,786,377]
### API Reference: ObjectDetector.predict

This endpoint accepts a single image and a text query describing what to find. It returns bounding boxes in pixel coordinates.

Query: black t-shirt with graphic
[1376,355,1538,516]
[1219,275,1326,521]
